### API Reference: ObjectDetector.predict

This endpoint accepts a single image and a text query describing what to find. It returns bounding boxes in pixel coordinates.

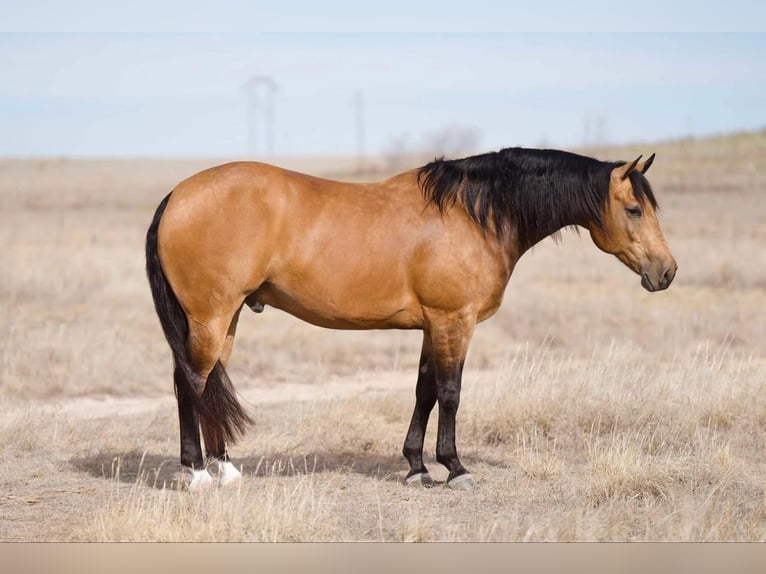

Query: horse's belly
[254,281,423,330]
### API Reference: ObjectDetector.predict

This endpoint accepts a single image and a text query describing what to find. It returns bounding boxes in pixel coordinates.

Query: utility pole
[354,89,366,173]
[242,75,278,156]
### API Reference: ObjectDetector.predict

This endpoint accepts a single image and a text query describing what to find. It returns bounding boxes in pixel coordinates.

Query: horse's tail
[145,193,252,445]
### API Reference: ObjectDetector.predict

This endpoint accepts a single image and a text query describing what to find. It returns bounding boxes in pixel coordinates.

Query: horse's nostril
[661,266,674,287]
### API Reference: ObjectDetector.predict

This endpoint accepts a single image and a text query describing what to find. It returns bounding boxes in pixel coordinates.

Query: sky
[1,3,765,157]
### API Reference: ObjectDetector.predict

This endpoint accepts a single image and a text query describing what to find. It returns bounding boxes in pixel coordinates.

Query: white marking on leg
[187,468,215,491]
[218,460,242,486]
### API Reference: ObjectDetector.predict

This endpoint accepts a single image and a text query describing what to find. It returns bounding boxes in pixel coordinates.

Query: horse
[145,147,677,490]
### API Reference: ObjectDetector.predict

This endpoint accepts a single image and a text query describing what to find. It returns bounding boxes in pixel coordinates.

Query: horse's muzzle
[641,263,677,292]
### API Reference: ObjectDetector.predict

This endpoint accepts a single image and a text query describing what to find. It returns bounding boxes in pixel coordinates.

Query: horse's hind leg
[219,305,243,369]
[200,305,244,486]
[178,311,235,489]
[176,364,208,488]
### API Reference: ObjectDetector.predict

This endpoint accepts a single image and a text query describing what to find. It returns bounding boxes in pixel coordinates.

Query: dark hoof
[405,472,435,488]
[447,473,475,491]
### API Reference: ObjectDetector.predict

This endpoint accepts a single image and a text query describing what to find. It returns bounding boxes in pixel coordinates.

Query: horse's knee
[437,386,461,412]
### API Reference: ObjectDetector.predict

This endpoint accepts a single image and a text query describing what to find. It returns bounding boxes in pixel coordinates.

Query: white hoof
[447,473,475,491]
[187,468,215,491]
[218,460,242,487]
[405,472,434,487]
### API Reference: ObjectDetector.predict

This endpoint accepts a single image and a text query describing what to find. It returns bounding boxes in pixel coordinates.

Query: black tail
[145,193,252,445]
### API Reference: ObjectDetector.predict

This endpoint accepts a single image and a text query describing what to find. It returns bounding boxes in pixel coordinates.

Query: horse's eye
[625,206,642,218]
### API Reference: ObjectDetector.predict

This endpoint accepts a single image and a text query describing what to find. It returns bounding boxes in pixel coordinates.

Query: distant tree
[384,132,411,171]
[422,125,482,157]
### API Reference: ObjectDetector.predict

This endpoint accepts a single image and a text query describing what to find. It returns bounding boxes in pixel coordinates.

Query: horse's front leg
[428,311,476,490]
[402,333,437,486]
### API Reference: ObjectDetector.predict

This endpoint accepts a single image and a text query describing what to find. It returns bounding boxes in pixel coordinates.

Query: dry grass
[88,464,341,542]
[1,131,766,541]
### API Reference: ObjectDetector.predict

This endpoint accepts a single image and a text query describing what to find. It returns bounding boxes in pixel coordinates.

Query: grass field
[1,131,765,541]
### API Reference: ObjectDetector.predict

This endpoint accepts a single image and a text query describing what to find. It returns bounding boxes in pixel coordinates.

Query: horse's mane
[417,147,658,249]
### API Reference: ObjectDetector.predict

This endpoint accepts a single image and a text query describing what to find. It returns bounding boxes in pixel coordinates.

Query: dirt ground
[1,132,765,541]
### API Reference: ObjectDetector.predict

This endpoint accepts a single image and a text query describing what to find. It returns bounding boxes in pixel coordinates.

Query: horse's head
[589,154,677,292]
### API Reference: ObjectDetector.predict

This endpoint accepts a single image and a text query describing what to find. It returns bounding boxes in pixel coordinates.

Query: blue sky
[1,4,765,157]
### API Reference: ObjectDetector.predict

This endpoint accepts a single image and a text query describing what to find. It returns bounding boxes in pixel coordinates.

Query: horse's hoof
[186,468,215,491]
[218,460,242,487]
[447,473,475,491]
[405,472,434,487]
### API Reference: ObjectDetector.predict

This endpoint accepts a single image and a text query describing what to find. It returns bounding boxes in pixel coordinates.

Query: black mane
[417,147,658,249]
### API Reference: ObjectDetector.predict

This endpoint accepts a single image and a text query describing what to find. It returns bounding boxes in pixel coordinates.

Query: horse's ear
[613,155,642,181]
[637,153,655,174]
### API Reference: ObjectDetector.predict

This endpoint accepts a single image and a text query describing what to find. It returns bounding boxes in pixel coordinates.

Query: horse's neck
[510,214,583,257]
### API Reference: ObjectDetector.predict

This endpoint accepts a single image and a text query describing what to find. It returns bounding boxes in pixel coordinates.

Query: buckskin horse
[145,147,677,490]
